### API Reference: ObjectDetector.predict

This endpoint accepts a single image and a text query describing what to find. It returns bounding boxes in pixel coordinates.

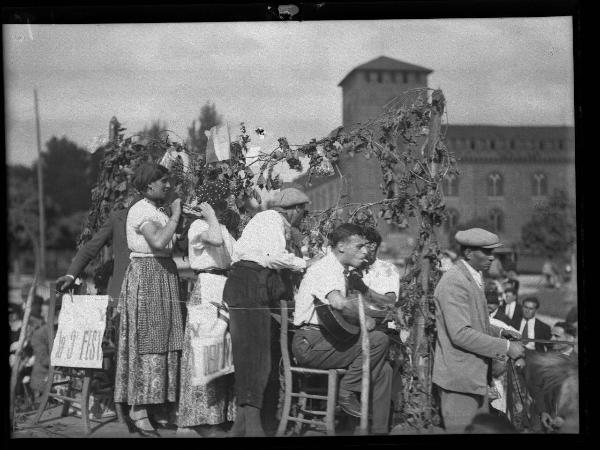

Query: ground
[10,274,576,438]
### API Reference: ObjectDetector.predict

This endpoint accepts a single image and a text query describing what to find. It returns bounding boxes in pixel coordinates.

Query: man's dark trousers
[292,328,392,433]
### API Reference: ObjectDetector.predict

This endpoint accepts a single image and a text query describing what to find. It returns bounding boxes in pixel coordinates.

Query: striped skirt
[114,257,184,406]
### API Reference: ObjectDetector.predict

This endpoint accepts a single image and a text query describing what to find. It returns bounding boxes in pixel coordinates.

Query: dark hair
[132,162,169,193]
[464,413,517,433]
[554,321,577,338]
[522,296,540,309]
[485,287,500,305]
[329,223,365,247]
[503,285,517,295]
[363,226,382,247]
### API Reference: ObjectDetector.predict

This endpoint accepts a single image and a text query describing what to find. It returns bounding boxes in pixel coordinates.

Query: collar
[325,249,348,275]
[562,347,574,357]
[462,259,483,285]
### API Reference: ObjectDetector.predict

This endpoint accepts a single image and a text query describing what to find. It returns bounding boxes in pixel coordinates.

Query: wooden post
[357,292,370,435]
[34,89,46,280]
[10,273,38,425]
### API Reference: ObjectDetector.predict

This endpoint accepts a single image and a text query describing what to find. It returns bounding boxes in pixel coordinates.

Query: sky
[3,18,574,181]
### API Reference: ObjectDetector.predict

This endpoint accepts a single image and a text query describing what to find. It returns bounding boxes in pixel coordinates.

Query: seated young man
[292,223,393,435]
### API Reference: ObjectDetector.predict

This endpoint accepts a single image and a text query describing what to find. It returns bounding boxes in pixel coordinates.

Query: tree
[521,189,576,258]
[187,101,223,158]
[38,136,95,217]
[8,165,42,274]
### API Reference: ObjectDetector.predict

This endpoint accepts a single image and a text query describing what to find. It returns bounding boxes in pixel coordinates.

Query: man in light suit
[433,228,525,433]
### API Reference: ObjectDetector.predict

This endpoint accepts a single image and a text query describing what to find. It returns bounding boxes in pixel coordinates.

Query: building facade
[298,56,575,253]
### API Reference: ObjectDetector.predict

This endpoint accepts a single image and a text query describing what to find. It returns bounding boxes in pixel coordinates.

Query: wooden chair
[276,299,351,436]
[32,283,117,435]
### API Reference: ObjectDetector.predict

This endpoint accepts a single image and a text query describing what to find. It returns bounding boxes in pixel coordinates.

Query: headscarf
[194,178,230,207]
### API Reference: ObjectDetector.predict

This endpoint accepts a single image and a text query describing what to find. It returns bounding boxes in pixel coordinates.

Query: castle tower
[337,56,432,204]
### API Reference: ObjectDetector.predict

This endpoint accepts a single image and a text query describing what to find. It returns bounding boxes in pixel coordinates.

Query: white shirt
[188,219,235,271]
[363,258,400,297]
[505,301,516,320]
[232,210,306,271]
[126,198,173,258]
[294,251,346,326]
[462,259,484,290]
[519,317,537,350]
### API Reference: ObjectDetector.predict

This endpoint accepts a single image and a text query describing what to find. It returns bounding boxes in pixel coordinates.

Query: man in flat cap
[223,187,310,437]
[433,228,525,433]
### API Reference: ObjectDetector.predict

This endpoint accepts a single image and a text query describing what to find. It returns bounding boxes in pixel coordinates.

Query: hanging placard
[188,301,234,385]
[51,295,109,369]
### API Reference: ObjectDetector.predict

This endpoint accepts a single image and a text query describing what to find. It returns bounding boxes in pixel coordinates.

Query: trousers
[229,306,272,409]
[292,328,392,433]
[439,387,487,433]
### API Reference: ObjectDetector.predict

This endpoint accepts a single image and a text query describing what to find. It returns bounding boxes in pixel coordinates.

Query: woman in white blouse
[176,196,237,436]
[114,162,185,437]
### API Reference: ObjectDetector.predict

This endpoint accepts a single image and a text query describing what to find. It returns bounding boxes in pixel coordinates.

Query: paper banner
[50,295,109,369]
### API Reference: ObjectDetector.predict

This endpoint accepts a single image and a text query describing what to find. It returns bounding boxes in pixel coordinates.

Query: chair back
[279,299,295,372]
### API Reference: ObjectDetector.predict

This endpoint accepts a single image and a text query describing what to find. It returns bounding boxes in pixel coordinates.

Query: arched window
[531,172,548,197]
[489,208,504,233]
[487,172,504,197]
[445,208,460,231]
[443,173,459,197]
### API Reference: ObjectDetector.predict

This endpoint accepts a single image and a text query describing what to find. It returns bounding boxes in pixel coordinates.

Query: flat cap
[271,188,311,209]
[455,228,502,249]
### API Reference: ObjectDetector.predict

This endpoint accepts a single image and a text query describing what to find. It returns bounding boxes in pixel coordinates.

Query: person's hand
[501,329,521,340]
[366,316,376,331]
[514,357,526,369]
[507,341,525,360]
[199,202,217,221]
[56,275,75,293]
[170,198,182,219]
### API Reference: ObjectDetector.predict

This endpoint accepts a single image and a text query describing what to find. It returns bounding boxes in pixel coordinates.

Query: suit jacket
[433,260,508,396]
[519,317,552,352]
[497,301,523,330]
[67,209,130,304]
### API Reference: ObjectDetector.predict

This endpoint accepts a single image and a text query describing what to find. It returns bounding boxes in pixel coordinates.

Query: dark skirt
[114,257,184,406]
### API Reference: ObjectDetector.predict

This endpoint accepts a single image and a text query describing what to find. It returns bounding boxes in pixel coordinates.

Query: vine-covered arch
[79,87,456,431]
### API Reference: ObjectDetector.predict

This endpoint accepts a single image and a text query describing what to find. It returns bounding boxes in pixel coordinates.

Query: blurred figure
[495,286,523,330]
[440,249,458,273]
[518,297,551,353]
[488,254,505,280]
[550,322,577,359]
[541,255,560,288]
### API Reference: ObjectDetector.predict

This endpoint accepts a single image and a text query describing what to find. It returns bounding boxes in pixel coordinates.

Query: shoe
[126,416,161,438]
[155,421,177,430]
[338,390,362,418]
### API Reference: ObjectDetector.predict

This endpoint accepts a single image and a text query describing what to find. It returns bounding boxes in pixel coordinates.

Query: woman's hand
[199,202,217,221]
[170,198,182,220]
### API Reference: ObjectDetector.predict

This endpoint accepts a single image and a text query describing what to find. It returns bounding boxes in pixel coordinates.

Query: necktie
[525,319,532,338]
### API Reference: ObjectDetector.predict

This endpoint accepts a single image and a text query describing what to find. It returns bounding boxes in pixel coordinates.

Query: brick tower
[337,56,432,204]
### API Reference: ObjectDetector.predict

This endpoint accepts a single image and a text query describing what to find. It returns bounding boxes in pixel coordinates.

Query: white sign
[50,295,109,369]
[188,301,234,386]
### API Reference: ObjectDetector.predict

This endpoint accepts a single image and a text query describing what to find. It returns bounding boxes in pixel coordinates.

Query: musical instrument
[312,295,396,343]
[313,296,359,343]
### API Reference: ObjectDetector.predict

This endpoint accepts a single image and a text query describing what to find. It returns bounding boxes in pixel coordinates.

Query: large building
[296,56,575,253]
